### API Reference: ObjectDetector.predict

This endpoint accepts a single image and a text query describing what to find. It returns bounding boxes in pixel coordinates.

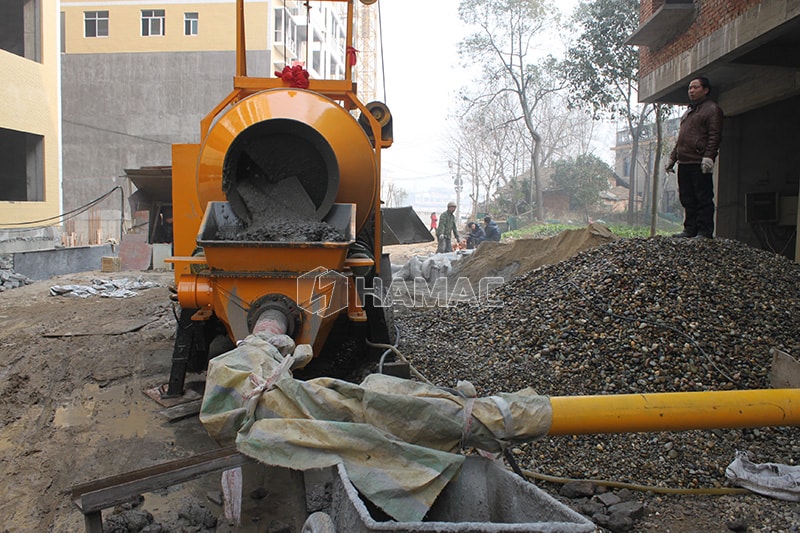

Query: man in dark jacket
[466,222,485,249]
[483,216,501,242]
[666,76,724,239]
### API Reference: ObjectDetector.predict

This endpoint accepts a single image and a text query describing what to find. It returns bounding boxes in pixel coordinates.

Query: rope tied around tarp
[240,333,313,430]
[457,381,477,450]
[457,381,517,454]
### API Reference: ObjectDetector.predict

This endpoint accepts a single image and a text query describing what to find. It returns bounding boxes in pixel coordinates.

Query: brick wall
[639,0,762,76]
[642,0,662,19]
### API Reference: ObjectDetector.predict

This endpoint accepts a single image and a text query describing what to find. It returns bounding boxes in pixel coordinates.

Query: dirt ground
[1,245,797,532]
[451,222,617,282]
[0,269,254,532]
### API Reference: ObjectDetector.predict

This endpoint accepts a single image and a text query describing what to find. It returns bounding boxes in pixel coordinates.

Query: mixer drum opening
[222,119,340,225]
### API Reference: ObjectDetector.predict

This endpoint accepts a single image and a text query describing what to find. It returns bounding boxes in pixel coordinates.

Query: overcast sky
[374,0,609,199]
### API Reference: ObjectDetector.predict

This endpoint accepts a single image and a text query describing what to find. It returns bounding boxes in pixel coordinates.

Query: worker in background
[436,201,459,253]
[466,222,485,250]
[152,209,174,244]
[483,216,501,242]
[665,76,724,239]
[429,212,437,233]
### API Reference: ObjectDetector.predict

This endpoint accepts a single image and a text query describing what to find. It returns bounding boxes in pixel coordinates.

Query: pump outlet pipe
[548,389,800,435]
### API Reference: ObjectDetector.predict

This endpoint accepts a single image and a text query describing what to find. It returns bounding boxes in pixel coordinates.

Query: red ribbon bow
[274,65,310,89]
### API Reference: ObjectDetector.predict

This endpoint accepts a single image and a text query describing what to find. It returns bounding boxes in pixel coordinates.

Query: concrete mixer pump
[163,0,428,397]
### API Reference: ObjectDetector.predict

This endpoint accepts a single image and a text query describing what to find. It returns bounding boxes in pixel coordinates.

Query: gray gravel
[395,236,800,532]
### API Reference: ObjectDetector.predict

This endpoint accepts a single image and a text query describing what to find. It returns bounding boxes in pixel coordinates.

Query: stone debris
[558,484,645,532]
[49,277,160,298]
[0,269,33,292]
[396,236,800,531]
[103,496,217,533]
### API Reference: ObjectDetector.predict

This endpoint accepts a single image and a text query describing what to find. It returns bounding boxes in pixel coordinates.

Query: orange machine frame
[166,1,392,397]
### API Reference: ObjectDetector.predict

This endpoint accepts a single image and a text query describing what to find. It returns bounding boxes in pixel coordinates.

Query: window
[273,7,297,57]
[0,0,41,61]
[184,12,198,36]
[274,8,284,42]
[312,50,321,75]
[142,9,165,37]
[84,10,108,38]
[0,128,44,202]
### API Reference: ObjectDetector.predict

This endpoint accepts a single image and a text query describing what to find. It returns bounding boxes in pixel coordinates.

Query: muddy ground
[0,269,223,532]
[0,243,797,532]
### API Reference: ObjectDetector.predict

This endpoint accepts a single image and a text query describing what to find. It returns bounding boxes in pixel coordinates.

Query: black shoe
[671,231,696,238]
[693,234,713,239]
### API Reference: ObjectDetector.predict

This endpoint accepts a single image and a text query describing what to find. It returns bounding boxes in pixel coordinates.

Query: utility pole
[450,148,463,224]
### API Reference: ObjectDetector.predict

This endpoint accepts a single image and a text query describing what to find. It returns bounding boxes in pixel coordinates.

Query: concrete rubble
[0,268,33,292]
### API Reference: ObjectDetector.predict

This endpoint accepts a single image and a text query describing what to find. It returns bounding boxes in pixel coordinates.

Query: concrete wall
[0,227,61,255]
[13,244,114,280]
[717,94,800,258]
[60,49,268,243]
[62,50,269,177]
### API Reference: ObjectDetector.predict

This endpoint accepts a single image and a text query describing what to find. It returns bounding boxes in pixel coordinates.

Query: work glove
[701,157,714,174]
[665,159,676,173]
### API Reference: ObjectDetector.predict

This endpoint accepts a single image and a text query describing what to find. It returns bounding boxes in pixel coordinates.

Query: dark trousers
[437,235,453,253]
[677,163,715,237]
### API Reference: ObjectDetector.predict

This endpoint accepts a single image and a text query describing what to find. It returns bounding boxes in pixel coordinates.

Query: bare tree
[447,91,522,219]
[457,0,564,221]
[382,181,408,208]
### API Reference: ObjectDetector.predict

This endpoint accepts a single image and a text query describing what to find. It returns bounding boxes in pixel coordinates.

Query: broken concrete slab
[771,349,800,389]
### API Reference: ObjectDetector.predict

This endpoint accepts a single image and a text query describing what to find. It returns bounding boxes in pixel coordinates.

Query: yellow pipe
[548,389,800,435]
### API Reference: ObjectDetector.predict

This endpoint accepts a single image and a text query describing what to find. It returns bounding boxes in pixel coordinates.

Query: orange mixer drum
[196,88,378,231]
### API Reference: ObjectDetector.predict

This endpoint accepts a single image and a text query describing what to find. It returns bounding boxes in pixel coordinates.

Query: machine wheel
[302,511,336,533]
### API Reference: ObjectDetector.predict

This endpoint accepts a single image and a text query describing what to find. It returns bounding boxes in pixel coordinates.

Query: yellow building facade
[61,0,269,55]
[0,0,62,237]
[59,1,374,89]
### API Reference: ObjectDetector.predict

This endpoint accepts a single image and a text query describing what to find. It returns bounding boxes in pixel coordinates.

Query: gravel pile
[395,236,800,528]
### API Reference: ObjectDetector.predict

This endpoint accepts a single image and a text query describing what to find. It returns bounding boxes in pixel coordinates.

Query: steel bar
[72,446,253,532]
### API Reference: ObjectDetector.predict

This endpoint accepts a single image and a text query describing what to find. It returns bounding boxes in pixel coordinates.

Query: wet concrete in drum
[219,177,345,243]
